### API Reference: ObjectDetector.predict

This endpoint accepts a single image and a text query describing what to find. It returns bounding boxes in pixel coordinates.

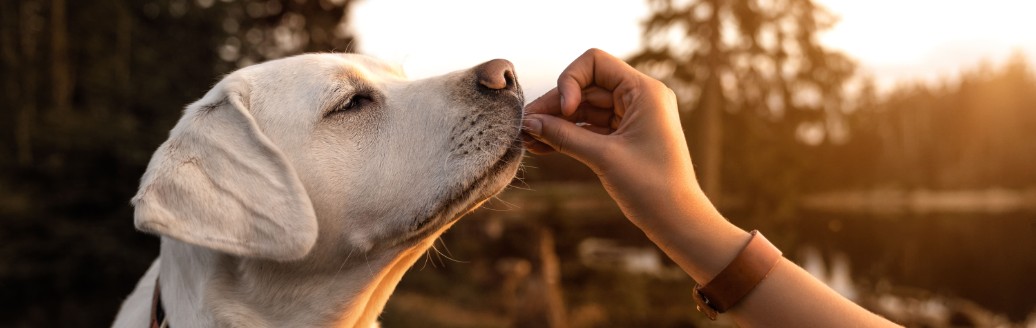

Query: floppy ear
[132,77,318,261]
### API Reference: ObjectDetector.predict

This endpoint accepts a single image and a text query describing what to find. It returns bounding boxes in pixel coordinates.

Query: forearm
[636,198,749,284]
[731,258,897,327]
[527,48,897,326]
[633,190,898,327]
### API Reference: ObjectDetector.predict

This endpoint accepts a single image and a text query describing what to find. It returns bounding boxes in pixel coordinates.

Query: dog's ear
[131,77,318,261]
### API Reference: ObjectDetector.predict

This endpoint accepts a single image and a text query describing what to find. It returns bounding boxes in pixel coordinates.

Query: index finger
[557,48,640,116]
[525,86,614,116]
[525,88,563,116]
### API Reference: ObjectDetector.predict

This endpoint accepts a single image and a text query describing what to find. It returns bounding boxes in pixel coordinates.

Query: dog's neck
[158,231,443,327]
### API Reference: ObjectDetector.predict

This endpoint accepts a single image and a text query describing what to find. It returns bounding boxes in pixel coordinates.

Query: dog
[112,53,525,327]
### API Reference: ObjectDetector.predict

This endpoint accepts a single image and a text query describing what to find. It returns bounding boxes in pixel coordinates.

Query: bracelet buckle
[692,284,719,320]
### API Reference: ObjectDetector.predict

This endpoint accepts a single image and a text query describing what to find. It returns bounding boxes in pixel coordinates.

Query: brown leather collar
[150,277,168,328]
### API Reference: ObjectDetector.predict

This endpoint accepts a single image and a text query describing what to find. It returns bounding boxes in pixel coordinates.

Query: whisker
[430,244,445,267]
[480,196,512,211]
[333,248,356,276]
[488,194,521,210]
[517,160,537,171]
[505,184,534,191]
[363,252,374,278]
[419,249,432,270]
[481,193,522,212]
[437,237,459,260]
[431,239,466,264]
[508,174,534,191]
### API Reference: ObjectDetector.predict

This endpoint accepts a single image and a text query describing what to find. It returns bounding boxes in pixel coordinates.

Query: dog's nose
[475,59,516,90]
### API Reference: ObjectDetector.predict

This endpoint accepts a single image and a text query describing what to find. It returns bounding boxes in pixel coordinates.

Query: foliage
[2,0,1035,326]
[626,0,856,221]
[0,0,354,326]
[811,52,1036,191]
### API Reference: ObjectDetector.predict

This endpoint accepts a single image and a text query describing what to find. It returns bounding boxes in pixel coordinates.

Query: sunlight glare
[351,0,648,101]
[817,0,1036,89]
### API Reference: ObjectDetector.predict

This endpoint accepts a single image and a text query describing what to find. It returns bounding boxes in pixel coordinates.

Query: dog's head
[132,54,524,260]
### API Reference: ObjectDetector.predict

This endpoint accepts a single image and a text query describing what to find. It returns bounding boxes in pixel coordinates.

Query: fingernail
[559,94,566,110]
[522,117,543,136]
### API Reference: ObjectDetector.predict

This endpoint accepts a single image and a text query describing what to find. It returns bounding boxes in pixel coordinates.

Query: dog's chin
[395,136,524,248]
[386,82,525,249]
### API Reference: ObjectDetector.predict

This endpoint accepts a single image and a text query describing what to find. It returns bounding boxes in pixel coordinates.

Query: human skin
[521,48,898,327]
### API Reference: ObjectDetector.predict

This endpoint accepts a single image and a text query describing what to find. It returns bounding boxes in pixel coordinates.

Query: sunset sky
[352,0,1036,99]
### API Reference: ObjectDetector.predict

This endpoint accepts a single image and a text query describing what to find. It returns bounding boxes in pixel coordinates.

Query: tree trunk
[695,0,724,203]
[695,73,724,203]
[115,1,132,113]
[16,0,43,166]
[512,224,568,328]
[50,0,71,114]
[1,1,22,165]
[537,225,567,328]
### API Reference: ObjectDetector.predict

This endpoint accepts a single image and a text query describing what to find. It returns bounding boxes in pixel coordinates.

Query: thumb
[523,114,604,163]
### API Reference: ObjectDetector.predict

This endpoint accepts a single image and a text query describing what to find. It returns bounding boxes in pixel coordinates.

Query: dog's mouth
[397,102,525,246]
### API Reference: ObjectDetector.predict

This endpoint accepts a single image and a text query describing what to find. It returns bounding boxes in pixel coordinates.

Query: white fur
[112,53,524,327]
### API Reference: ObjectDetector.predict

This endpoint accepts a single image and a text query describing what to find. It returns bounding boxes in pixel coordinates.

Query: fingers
[525,88,562,116]
[557,48,639,116]
[581,86,615,109]
[521,117,613,154]
[522,48,639,159]
[526,86,614,116]
[522,112,614,155]
[523,138,555,154]
[526,87,618,129]
[522,114,605,164]
[579,123,613,135]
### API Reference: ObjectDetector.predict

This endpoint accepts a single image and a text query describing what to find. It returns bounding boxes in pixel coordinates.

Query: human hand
[522,48,718,231]
[523,51,900,326]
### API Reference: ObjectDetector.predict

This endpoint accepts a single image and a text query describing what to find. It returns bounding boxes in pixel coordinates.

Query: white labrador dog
[112,53,524,327]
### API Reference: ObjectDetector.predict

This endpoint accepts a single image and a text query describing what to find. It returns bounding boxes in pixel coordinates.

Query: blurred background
[2,0,1035,327]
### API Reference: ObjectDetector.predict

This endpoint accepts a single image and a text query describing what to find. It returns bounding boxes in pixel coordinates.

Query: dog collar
[151,276,168,328]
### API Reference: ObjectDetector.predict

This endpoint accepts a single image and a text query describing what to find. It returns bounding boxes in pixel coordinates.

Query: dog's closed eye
[327,92,376,117]
[340,94,373,111]
[341,93,375,111]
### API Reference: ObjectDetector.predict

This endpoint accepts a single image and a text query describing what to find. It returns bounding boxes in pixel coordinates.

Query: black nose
[474,59,516,90]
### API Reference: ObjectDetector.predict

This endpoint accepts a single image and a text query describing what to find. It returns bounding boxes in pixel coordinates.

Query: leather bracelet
[693,230,782,320]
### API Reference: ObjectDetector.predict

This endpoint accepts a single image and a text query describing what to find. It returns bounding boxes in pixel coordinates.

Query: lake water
[793,210,1036,322]
[428,185,1036,325]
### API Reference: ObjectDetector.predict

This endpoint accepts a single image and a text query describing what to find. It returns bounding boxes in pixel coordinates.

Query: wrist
[605,174,748,282]
[693,230,783,320]
[636,199,751,284]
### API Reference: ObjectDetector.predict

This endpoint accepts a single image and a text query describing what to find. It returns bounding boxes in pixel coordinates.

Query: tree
[205,0,356,71]
[628,0,856,209]
[0,1,356,326]
[819,52,1036,191]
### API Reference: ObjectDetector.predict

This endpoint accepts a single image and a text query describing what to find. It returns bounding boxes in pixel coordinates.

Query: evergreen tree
[0,1,355,325]
[628,0,856,211]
